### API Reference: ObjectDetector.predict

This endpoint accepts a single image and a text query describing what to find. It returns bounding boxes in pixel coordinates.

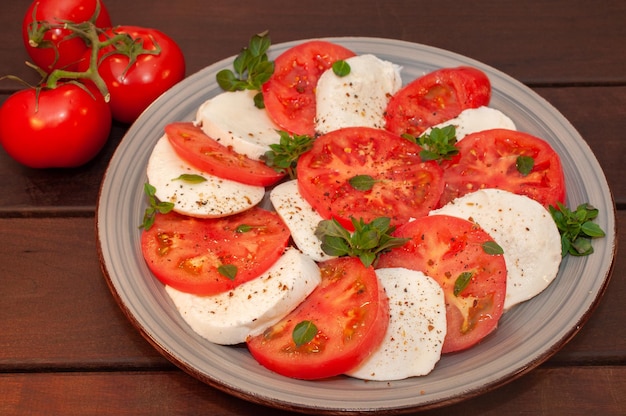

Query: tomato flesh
[165,122,285,186]
[439,128,566,208]
[247,257,389,379]
[384,66,491,137]
[262,40,356,136]
[296,126,444,230]
[377,215,507,353]
[141,207,291,295]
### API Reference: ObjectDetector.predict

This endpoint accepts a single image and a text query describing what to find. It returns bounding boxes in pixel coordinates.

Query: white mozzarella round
[315,54,402,134]
[346,267,447,381]
[165,247,322,345]
[269,180,335,262]
[195,90,282,160]
[430,188,562,310]
[422,106,516,141]
[146,134,265,218]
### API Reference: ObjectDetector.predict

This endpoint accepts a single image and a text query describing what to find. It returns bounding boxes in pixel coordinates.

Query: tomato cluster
[0,0,186,168]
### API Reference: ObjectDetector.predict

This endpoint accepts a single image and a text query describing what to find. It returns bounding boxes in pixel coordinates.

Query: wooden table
[1,1,624,414]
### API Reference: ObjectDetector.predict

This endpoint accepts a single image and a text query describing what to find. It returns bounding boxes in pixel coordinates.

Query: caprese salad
[139,32,605,381]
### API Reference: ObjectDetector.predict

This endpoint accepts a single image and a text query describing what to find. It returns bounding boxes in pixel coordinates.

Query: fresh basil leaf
[482,241,504,255]
[236,224,253,233]
[293,320,318,347]
[516,155,534,176]
[315,217,408,267]
[218,264,238,280]
[332,60,351,77]
[417,126,458,163]
[262,130,313,178]
[139,183,174,230]
[549,202,605,258]
[581,221,605,238]
[172,174,207,183]
[349,174,376,191]
[454,271,473,297]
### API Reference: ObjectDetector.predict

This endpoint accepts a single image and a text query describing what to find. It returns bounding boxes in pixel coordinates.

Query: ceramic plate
[96,37,616,414]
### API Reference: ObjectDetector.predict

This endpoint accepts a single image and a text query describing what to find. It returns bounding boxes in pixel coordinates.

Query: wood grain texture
[0,0,623,414]
[1,1,625,86]
[0,367,624,415]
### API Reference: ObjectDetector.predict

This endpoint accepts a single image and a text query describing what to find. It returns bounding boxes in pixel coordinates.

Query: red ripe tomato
[384,66,491,137]
[262,40,356,136]
[22,0,113,72]
[377,215,507,353]
[438,128,566,208]
[296,126,444,230]
[0,83,111,168]
[81,25,186,124]
[164,122,285,186]
[140,207,291,296]
[247,257,389,379]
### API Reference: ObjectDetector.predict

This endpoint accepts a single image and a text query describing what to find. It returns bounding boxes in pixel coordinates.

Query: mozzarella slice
[165,247,322,345]
[146,134,265,218]
[346,267,447,381]
[315,54,402,134]
[422,106,516,141]
[430,188,562,310]
[270,180,335,262]
[195,90,282,160]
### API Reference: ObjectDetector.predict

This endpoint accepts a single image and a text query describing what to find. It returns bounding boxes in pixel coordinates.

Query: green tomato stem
[38,21,111,102]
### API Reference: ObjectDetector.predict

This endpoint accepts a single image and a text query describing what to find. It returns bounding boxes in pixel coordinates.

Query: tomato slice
[262,40,356,136]
[296,126,444,230]
[141,207,291,295]
[384,66,491,137]
[247,257,389,379]
[165,122,284,186]
[438,128,566,208]
[377,215,507,353]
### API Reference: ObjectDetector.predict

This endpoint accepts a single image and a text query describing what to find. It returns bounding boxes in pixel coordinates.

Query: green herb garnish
[454,271,474,296]
[549,202,606,257]
[262,130,314,179]
[315,217,410,268]
[332,60,351,77]
[234,224,266,233]
[139,183,175,230]
[292,320,318,347]
[516,155,535,176]
[218,264,238,280]
[403,125,459,163]
[216,31,274,108]
[348,174,376,191]
[482,241,504,255]
[172,174,207,183]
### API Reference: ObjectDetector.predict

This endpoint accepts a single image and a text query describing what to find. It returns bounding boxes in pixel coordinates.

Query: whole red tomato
[81,25,186,124]
[0,83,111,168]
[22,0,113,72]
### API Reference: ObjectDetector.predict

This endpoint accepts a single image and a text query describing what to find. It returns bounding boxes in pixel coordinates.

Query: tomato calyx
[98,29,163,77]
[24,5,167,103]
[27,19,110,102]
[25,0,106,59]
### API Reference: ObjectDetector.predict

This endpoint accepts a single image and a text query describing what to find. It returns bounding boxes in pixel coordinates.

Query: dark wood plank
[0,217,169,369]
[1,211,624,368]
[0,120,126,216]
[1,1,625,89]
[1,86,625,212]
[1,366,625,415]
[536,86,626,206]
